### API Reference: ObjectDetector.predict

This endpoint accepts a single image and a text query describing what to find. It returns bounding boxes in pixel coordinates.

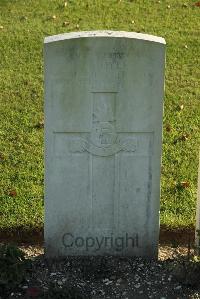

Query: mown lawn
[0,0,199,235]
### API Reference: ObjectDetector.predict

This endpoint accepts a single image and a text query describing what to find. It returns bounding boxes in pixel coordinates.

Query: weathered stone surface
[44,31,165,257]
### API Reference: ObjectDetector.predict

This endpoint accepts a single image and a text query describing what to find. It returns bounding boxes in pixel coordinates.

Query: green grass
[0,0,199,234]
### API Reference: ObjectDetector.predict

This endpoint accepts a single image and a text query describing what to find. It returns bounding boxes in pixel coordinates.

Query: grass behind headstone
[0,0,199,235]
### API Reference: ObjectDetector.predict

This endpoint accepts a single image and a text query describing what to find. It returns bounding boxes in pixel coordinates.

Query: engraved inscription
[69,137,137,156]
[91,123,117,147]
[69,92,137,156]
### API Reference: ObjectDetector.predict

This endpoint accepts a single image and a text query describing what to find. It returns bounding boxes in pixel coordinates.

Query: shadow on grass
[0,225,195,246]
[0,226,43,245]
[160,225,195,245]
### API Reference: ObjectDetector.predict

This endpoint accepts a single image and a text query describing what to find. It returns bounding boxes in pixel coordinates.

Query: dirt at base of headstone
[2,245,200,299]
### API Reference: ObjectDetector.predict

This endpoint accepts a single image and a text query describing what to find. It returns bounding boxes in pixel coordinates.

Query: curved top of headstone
[44,30,166,45]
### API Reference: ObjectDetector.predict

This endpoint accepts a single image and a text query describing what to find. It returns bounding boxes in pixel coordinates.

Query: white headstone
[44,31,165,258]
[195,151,200,252]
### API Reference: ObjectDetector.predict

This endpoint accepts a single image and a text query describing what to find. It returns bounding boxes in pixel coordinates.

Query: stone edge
[44,30,166,45]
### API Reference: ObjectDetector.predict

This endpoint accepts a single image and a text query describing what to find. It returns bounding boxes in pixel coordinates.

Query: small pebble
[110,275,116,279]
[175,285,182,290]
[135,283,140,289]
[147,282,151,285]
[78,282,85,286]
[103,278,109,282]
[117,278,122,283]
[105,280,112,285]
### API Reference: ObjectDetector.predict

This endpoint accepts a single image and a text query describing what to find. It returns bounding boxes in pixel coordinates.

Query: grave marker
[195,152,200,252]
[44,31,166,257]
